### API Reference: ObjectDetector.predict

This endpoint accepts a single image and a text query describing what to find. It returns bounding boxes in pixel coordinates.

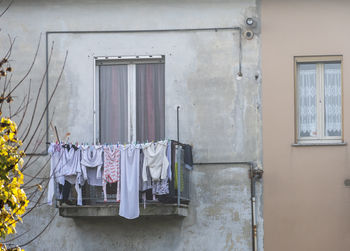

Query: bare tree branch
[22,41,54,142]
[23,51,68,152]
[22,158,49,187]
[15,212,57,248]
[10,94,28,118]
[17,80,31,131]
[3,230,30,244]
[2,34,15,63]
[6,34,42,98]
[0,0,13,18]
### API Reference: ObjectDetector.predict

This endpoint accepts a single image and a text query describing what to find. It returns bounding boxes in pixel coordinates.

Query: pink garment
[103,146,121,202]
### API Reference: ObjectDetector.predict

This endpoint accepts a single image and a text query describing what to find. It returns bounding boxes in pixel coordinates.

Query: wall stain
[225,232,235,250]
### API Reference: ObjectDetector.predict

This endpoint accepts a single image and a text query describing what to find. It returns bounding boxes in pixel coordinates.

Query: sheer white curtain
[99,65,128,144]
[136,63,165,142]
[298,64,317,137]
[324,63,342,136]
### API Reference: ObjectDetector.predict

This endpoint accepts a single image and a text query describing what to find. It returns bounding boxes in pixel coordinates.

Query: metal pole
[238,27,242,75]
[46,27,241,34]
[176,105,180,207]
[177,106,180,142]
[177,145,181,207]
[250,166,258,251]
[93,57,96,145]
[45,32,49,151]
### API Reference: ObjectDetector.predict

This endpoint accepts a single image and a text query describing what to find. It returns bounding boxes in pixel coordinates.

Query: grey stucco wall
[1,0,262,250]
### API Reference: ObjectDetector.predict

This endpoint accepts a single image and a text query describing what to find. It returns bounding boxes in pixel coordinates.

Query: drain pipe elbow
[250,162,263,251]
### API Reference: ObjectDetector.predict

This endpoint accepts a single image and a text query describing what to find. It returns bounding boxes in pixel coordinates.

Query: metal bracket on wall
[44,26,243,155]
[250,168,264,179]
[344,179,350,187]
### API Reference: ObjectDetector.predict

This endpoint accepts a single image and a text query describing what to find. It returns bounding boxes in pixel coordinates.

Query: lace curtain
[298,65,317,137]
[324,64,342,136]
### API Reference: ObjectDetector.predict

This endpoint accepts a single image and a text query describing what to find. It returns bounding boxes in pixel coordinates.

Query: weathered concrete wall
[1,0,262,250]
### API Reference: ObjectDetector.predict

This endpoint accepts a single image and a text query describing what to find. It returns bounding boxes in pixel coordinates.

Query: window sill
[59,203,188,217]
[292,142,347,147]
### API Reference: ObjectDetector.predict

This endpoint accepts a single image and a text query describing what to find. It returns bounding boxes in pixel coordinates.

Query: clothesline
[46,139,173,147]
[47,139,193,219]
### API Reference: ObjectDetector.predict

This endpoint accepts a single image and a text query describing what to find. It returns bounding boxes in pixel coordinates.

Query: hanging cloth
[174,145,185,192]
[139,150,152,192]
[183,144,193,170]
[142,140,169,182]
[103,145,121,202]
[47,143,65,205]
[167,141,172,180]
[119,144,141,219]
[61,146,83,206]
[80,145,103,186]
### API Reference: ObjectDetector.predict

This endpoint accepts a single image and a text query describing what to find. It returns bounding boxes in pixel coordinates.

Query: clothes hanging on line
[61,146,83,206]
[48,143,65,206]
[60,180,72,205]
[119,144,141,219]
[139,150,152,192]
[48,143,83,206]
[167,141,172,180]
[48,139,192,219]
[151,140,171,195]
[152,178,169,195]
[183,144,193,170]
[81,145,103,186]
[174,145,185,192]
[103,145,121,202]
[142,140,169,182]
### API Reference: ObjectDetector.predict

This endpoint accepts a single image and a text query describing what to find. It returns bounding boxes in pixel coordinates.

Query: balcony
[56,140,191,218]
[59,203,189,217]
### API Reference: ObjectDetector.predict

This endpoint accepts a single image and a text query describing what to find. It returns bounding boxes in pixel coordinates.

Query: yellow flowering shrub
[0,117,28,249]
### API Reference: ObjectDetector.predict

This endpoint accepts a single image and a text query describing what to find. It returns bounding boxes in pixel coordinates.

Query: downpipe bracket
[253,168,263,179]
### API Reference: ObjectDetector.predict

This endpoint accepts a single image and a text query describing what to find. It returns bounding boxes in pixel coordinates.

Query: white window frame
[294,55,343,144]
[93,55,164,145]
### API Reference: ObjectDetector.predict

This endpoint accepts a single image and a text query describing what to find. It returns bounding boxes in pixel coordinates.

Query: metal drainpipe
[177,106,181,208]
[251,166,258,251]
[250,163,263,251]
[194,162,263,251]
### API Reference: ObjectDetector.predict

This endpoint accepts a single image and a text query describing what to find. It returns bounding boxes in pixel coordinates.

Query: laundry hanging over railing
[47,140,192,219]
